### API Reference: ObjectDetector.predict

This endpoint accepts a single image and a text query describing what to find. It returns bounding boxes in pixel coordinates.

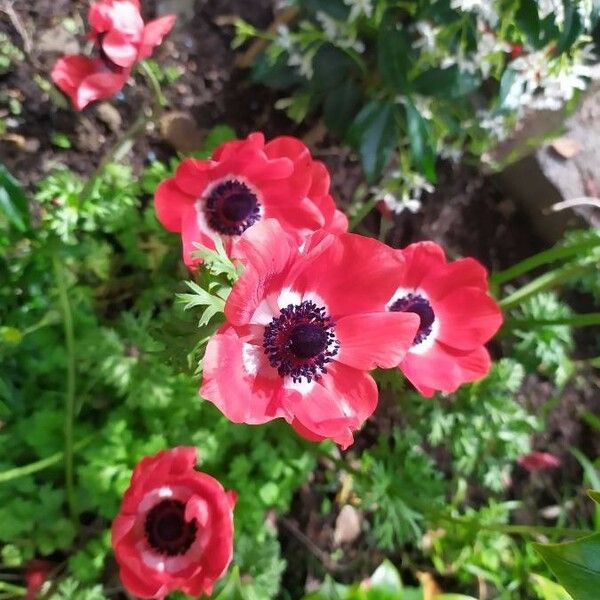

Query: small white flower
[413,21,438,52]
[450,0,499,25]
[343,0,374,20]
[372,172,434,216]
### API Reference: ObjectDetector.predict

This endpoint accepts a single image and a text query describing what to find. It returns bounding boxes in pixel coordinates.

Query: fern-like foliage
[413,359,539,491]
[511,292,574,387]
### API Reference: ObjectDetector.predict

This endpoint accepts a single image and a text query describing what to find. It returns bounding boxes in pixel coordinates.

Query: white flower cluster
[505,44,598,112]
[275,24,315,79]
[449,0,499,25]
[315,11,365,52]
[371,171,435,216]
[343,0,374,21]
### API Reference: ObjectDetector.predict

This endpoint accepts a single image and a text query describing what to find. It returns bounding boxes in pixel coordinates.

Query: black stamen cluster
[389,293,435,345]
[144,499,197,556]
[204,179,261,235]
[263,300,339,383]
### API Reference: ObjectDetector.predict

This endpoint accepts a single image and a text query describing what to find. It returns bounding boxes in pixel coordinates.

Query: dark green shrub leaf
[534,533,600,600]
[556,3,584,54]
[405,100,436,181]
[0,164,29,232]
[312,44,355,92]
[323,80,363,137]
[377,15,411,93]
[347,100,398,182]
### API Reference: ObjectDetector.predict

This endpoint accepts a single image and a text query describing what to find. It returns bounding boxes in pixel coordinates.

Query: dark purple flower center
[263,300,339,383]
[145,499,197,556]
[205,179,261,236]
[389,293,435,345]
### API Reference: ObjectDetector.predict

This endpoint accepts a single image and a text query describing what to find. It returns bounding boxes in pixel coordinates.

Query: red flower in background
[25,560,52,600]
[112,447,235,599]
[201,220,419,448]
[385,242,502,396]
[518,451,561,472]
[51,0,175,110]
[154,133,348,269]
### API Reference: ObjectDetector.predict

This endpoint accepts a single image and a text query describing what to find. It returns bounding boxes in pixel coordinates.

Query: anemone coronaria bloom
[51,0,175,110]
[385,242,503,396]
[200,220,419,448]
[112,447,235,599]
[518,451,561,472]
[154,132,348,268]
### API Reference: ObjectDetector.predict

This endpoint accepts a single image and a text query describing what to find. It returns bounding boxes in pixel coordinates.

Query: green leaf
[405,100,436,182]
[516,0,541,47]
[531,574,574,600]
[346,100,398,182]
[571,448,600,530]
[555,2,584,54]
[213,567,245,600]
[323,80,363,137]
[0,163,29,232]
[377,15,411,93]
[588,490,600,504]
[312,44,355,92]
[534,533,600,600]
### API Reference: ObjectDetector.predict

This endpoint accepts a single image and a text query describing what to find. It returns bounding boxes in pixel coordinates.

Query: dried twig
[0,0,35,63]
[550,197,600,212]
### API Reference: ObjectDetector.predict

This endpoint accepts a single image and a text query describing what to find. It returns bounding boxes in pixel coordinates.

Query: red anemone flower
[112,447,236,599]
[25,560,52,600]
[384,242,502,396]
[51,0,175,110]
[154,132,348,269]
[518,451,561,472]
[200,220,419,448]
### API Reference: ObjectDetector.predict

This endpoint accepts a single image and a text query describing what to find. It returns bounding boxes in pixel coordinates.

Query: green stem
[348,197,378,232]
[0,436,94,484]
[0,581,26,596]
[499,262,591,311]
[491,237,600,287]
[138,59,166,112]
[79,60,166,203]
[504,313,600,330]
[53,254,77,522]
[437,514,593,539]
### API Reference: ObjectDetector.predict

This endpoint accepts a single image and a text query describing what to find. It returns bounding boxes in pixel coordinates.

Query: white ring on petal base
[134,486,210,575]
[195,175,264,240]
[386,286,439,355]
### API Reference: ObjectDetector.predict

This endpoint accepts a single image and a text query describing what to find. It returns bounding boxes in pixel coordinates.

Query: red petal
[101,29,140,67]
[518,452,561,472]
[289,232,404,317]
[400,242,446,290]
[423,257,489,300]
[286,364,377,449]
[139,15,177,60]
[226,219,299,325]
[336,311,419,369]
[435,288,503,350]
[154,177,191,232]
[76,66,130,110]
[400,343,491,395]
[200,326,287,424]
